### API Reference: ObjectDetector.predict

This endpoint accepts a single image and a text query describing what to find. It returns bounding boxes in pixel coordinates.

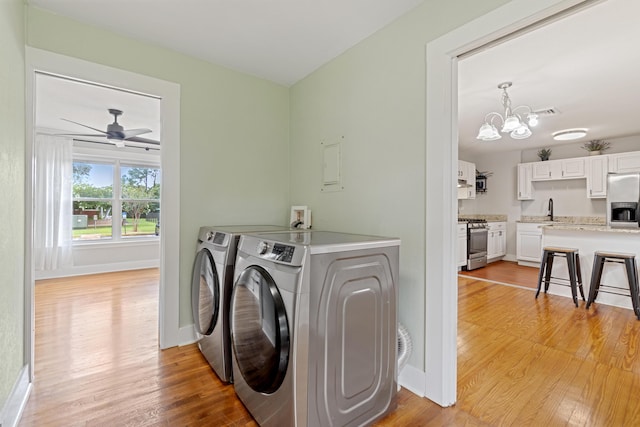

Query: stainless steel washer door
[191,248,220,336]
[231,265,289,394]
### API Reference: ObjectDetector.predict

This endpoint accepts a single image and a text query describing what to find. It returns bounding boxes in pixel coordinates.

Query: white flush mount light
[552,129,588,141]
[476,82,539,142]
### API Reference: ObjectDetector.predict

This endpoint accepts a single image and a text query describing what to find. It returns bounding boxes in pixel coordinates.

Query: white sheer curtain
[34,134,73,272]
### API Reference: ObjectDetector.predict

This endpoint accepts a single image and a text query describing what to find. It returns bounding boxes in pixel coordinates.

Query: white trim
[0,365,31,427]
[25,48,182,388]
[398,364,425,398]
[424,0,595,407]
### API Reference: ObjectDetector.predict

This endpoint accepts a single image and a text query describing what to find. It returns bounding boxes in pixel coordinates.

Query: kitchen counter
[542,223,640,234]
[518,215,606,225]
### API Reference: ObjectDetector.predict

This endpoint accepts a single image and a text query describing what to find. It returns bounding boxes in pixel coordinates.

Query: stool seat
[586,251,640,320]
[536,247,585,307]
[594,251,635,259]
[543,246,579,254]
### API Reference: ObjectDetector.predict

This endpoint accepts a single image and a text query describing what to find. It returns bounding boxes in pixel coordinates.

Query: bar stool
[586,251,640,320]
[536,246,585,307]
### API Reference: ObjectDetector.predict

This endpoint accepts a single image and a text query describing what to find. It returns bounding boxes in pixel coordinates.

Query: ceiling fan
[60,108,159,148]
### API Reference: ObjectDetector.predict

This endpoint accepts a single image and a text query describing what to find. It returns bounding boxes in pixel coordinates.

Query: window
[72,160,160,241]
[121,165,161,238]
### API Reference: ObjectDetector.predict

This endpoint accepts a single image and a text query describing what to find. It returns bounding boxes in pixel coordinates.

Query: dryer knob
[206,231,214,241]
[258,241,269,255]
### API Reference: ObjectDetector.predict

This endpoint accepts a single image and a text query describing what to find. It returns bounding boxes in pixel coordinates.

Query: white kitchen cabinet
[516,222,544,265]
[457,160,470,181]
[609,151,640,173]
[457,160,476,200]
[587,155,608,198]
[532,160,561,180]
[457,223,467,268]
[531,158,584,181]
[487,222,506,261]
[517,163,534,200]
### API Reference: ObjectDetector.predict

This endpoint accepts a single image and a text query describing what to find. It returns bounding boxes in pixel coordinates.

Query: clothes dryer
[230,230,400,426]
[192,225,289,383]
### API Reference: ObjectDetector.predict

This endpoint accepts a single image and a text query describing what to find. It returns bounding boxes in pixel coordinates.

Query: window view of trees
[72,161,160,240]
[121,166,161,236]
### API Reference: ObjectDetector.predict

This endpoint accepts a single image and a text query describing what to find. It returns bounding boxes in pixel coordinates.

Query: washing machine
[230,230,400,426]
[192,225,289,383]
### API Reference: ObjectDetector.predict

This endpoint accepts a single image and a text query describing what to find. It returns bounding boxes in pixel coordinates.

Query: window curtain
[34,134,73,271]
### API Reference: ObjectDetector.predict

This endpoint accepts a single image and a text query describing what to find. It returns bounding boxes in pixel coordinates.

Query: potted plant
[537,148,552,161]
[581,139,610,156]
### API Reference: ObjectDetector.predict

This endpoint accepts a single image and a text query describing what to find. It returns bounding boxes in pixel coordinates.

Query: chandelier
[476,82,539,141]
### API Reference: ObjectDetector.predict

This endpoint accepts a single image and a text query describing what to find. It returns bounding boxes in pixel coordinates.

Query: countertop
[542,223,640,234]
[518,215,606,225]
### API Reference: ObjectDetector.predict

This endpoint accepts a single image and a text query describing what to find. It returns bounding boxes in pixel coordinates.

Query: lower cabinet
[487,222,506,261]
[457,223,467,268]
[516,223,544,264]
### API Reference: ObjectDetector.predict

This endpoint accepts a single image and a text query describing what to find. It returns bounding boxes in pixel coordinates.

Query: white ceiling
[30,0,640,157]
[28,0,424,87]
[459,0,640,156]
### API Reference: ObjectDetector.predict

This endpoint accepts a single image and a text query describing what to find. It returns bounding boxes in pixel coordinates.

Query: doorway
[25,47,181,381]
[424,0,596,407]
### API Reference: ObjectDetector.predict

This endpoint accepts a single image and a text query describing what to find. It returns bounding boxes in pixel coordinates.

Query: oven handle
[468,228,488,234]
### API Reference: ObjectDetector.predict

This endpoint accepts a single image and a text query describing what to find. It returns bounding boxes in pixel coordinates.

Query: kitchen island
[542,224,640,311]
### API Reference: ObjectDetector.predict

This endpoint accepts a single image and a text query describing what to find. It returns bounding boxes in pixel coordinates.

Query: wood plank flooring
[459,260,539,290]
[20,268,640,426]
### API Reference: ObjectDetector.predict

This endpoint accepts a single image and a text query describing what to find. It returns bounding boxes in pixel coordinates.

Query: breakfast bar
[541,223,640,310]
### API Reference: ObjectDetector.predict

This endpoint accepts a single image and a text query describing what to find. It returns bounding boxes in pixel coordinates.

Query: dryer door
[191,248,220,336]
[231,265,289,394]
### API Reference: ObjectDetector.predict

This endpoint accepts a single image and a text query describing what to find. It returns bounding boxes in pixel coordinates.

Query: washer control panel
[257,241,295,263]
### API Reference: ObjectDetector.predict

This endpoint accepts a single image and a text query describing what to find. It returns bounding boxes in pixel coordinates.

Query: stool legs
[623,257,640,320]
[536,250,553,299]
[567,252,579,307]
[586,255,605,309]
[575,254,586,301]
[536,249,582,307]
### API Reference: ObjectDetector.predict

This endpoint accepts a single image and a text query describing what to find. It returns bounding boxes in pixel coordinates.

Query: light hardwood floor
[20,267,640,426]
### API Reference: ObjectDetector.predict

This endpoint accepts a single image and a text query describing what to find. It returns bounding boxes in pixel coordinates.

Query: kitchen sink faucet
[548,198,554,221]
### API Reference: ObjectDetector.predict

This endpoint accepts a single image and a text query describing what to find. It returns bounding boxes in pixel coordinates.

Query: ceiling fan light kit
[476,82,538,142]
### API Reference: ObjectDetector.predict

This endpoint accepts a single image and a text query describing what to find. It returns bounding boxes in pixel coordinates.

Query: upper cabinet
[587,155,608,198]
[609,151,640,173]
[517,163,533,200]
[458,160,476,200]
[518,151,640,200]
[531,158,585,181]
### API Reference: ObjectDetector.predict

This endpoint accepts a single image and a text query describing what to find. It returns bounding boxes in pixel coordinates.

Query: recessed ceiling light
[552,129,588,141]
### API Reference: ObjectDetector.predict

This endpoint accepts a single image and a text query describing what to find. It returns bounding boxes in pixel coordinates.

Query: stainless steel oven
[462,219,488,270]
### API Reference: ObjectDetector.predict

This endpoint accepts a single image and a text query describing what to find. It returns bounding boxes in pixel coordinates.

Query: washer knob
[258,241,269,255]
[206,231,214,241]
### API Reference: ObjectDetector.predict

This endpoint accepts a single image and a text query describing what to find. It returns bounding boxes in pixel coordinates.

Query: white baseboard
[1,365,31,427]
[35,260,159,280]
[178,324,198,346]
[398,363,425,398]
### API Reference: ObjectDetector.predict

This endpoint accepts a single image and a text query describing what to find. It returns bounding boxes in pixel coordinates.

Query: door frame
[24,47,181,380]
[424,0,599,406]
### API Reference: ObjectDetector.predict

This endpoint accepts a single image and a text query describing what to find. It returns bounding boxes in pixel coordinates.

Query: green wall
[0,0,25,406]
[289,0,509,369]
[26,6,290,326]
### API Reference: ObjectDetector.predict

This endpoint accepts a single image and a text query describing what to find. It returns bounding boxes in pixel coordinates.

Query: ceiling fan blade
[61,118,109,135]
[124,136,160,145]
[122,128,152,139]
[56,133,107,138]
